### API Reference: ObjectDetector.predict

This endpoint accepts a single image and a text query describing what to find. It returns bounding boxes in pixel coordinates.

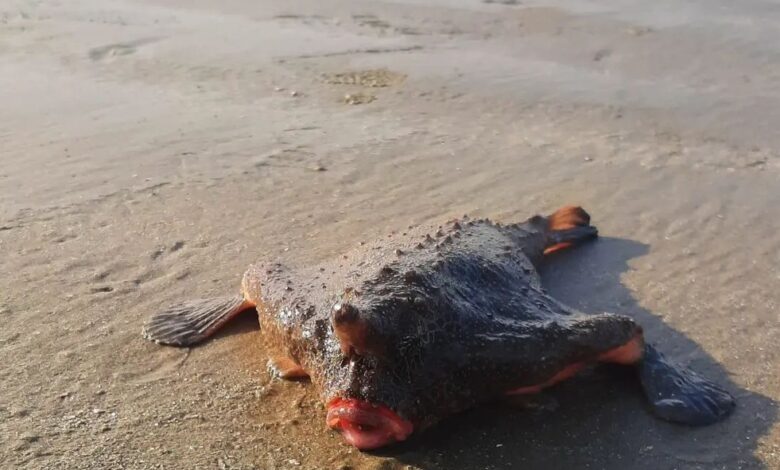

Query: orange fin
[598,334,645,364]
[506,363,587,395]
[268,356,309,380]
[548,205,591,231]
[544,206,598,254]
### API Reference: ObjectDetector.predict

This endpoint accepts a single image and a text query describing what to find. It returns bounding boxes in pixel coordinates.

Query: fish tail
[544,206,598,254]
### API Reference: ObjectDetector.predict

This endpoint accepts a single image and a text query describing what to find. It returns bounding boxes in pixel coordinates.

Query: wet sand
[1,0,779,468]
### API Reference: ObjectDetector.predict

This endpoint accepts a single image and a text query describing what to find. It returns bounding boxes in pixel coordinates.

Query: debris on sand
[343,92,376,105]
[324,69,405,87]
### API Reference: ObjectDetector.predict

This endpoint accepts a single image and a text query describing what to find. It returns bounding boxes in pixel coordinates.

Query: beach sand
[1,0,778,468]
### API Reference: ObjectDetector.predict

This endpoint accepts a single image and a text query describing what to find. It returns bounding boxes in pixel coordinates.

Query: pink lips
[326,398,414,450]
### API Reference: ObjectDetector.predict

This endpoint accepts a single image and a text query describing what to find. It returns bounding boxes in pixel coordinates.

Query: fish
[142,206,735,450]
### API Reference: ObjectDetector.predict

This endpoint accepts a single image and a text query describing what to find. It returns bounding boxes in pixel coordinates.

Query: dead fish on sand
[143,206,735,450]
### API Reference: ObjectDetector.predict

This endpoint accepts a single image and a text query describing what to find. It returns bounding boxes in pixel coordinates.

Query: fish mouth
[326,397,414,450]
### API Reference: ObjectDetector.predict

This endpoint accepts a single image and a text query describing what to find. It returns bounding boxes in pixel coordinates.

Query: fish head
[324,275,466,450]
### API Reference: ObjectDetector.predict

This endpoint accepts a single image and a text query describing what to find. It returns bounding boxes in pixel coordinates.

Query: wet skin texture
[143,207,735,450]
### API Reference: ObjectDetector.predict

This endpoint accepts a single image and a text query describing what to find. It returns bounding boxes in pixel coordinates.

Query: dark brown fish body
[243,215,630,427]
[144,207,735,450]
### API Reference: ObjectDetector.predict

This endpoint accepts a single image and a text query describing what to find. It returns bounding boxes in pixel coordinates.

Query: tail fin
[544,206,598,255]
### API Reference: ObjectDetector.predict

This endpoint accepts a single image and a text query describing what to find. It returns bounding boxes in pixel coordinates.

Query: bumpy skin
[241,215,640,430]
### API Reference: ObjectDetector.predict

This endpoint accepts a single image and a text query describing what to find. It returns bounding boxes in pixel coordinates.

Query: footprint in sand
[130,240,191,287]
[150,240,186,260]
[88,37,161,61]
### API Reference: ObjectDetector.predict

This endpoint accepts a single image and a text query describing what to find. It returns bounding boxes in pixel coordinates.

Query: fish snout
[331,302,387,359]
[326,397,413,450]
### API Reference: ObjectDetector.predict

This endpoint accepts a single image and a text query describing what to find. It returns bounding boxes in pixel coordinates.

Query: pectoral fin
[142,295,255,346]
[638,345,735,425]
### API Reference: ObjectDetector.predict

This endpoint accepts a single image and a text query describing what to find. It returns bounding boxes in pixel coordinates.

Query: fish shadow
[392,237,777,469]
[211,308,260,342]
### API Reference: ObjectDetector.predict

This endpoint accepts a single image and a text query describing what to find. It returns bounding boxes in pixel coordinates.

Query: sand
[1,0,779,468]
